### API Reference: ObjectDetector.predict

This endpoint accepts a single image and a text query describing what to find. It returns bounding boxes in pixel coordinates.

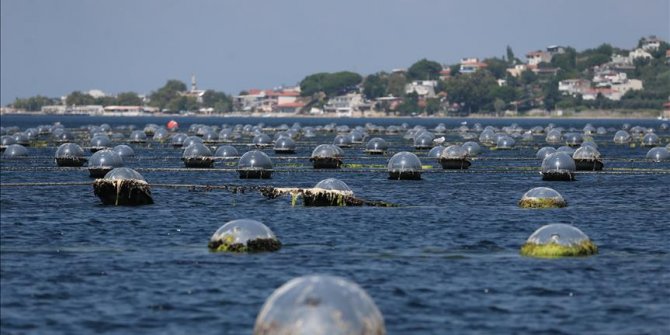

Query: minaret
[191,74,197,92]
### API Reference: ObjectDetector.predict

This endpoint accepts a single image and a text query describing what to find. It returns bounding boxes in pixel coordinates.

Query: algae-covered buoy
[93,167,153,206]
[541,152,576,181]
[518,187,567,208]
[388,151,422,180]
[238,150,273,179]
[439,145,471,169]
[208,219,281,252]
[182,142,214,168]
[304,178,355,206]
[310,144,343,169]
[253,275,385,335]
[88,149,123,178]
[520,223,597,258]
[55,143,87,167]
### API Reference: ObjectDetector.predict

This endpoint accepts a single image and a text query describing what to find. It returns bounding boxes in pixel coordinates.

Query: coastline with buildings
[4,36,670,120]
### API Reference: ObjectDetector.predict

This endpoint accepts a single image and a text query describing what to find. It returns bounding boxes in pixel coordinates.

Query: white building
[324,93,366,116]
[629,48,653,61]
[558,79,591,96]
[405,80,437,98]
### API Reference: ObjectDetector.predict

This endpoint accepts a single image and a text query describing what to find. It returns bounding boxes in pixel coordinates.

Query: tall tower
[191,74,197,92]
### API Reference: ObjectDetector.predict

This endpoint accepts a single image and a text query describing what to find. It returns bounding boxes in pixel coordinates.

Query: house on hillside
[640,35,663,51]
[324,93,368,116]
[506,64,528,77]
[629,48,653,61]
[459,58,487,74]
[526,50,552,66]
[558,79,591,96]
[235,88,301,113]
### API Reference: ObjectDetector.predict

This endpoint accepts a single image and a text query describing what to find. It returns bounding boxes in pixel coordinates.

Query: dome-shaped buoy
[152,128,169,142]
[613,130,631,144]
[170,133,189,147]
[182,136,204,148]
[214,145,239,157]
[55,143,87,167]
[88,149,123,178]
[143,123,158,136]
[388,151,422,180]
[253,275,385,335]
[518,187,567,208]
[238,150,273,179]
[556,145,575,155]
[646,147,670,162]
[427,145,445,159]
[641,133,659,147]
[541,152,576,181]
[365,137,388,155]
[310,144,343,169]
[520,224,597,258]
[545,129,562,145]
[1,135,17,152]
[89,135,111,152]
[573,146,603,171]
[536,147,556,160]
[129,130,148,143]
[12,132,30,146]
[347,130,366,144]
[202,131,219,144]
[112,144,135,162]
[564,132,583,147]
[273,137,296,154]
[494,135,515,150]
[413,132,434,150]
[208,219,281,252]
[333,134,352,148]
[253,133,273,148]
[182,143,214,168]
[462,141,481,156]
[93,167,153,206]
[2,144,28,159]
[439,145,471,169]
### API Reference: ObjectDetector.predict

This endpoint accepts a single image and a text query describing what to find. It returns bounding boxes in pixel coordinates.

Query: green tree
[483,57,508,79]
[362,72,388,99]
[551,46,577,71]
[115,92,143,105]
[407,59,442,80]
[396,92,421,116]
[149,79,187,109]
[386,72,407,97]
[445,70,498,113]
[542,79,561,111]
[66,91,95,106]
[424,98,442,115]
[506,45,516,64]
[299,71,362,97]
[202,90,233,113]
[11,95,58,111]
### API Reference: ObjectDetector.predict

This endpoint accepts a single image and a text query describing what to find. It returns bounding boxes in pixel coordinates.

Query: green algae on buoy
[518,187,567,208]
[93,167,153,206]
[520,224,597,258]
[253,275,385,335]
[207,219,281,252]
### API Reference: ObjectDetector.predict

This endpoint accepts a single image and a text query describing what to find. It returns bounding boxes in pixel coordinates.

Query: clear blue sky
[1,0,668,105]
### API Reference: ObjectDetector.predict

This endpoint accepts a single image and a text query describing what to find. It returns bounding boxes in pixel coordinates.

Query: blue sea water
[1,115,669,334]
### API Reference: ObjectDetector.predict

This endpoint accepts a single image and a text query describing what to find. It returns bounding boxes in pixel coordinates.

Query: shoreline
[0,110,665,120]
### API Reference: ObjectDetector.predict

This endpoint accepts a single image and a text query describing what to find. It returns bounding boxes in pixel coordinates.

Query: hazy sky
[1,0,668,105]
